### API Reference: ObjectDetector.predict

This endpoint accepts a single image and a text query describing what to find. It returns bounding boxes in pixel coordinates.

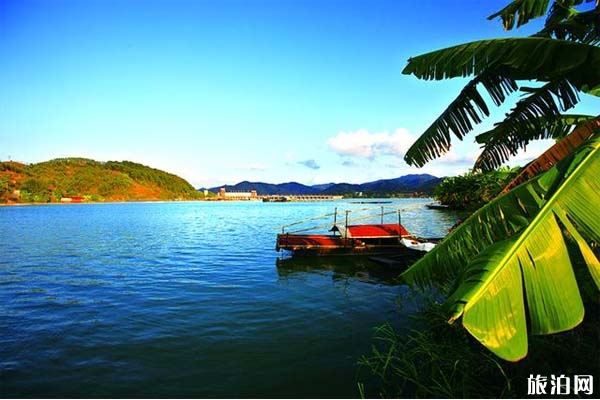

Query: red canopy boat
[276,205,438,257]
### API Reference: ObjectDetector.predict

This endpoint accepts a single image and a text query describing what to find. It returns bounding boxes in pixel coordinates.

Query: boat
[276,205,439,257]
[425,202,451,210]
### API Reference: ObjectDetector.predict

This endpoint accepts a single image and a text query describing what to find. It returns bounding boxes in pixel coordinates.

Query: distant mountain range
[207,174,443,196]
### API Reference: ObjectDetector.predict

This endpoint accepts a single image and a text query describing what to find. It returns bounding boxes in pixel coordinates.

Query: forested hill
[0,158,203,203]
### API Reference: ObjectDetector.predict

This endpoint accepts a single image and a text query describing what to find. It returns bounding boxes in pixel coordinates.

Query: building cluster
[215,187,342,202]
[217,187,258,201]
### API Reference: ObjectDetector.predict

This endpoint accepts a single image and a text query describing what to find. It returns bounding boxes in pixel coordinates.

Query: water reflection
[275,255,405,286]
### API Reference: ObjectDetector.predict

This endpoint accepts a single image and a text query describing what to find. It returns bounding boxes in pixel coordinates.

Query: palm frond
[474,114,591,145]
[402,38,600,87]
[487,0,552,30]
[500,116,600,192]
[487,0,595,31]
[472,99,591,172]
[403,73,518,167]
[402,37,600,167]
[401,130,600,361]
[537,1,600,45]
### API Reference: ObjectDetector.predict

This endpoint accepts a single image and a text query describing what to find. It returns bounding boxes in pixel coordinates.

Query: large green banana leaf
[402,37,600,168]
[401,131,600,361]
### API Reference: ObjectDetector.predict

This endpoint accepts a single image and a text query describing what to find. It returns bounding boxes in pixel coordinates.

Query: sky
[1,0,599,188]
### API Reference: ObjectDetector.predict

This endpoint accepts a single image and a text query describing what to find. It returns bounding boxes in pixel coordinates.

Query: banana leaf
[401,130,600,361]
[487,0,552,30]
[489,0,598,42]
[401,37,600,168]
[474,114,596,172]
[500,116,600,192]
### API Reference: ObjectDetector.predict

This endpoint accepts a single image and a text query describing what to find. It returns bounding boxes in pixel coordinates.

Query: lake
[0,200,459,398]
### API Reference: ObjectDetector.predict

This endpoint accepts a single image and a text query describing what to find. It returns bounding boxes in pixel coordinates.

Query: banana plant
[398,0,600,361]
[402,0,600,170]
[402,37,600,169]
[401,127,600,361]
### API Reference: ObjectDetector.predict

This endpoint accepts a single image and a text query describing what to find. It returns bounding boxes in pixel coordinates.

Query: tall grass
[358,301,599,398]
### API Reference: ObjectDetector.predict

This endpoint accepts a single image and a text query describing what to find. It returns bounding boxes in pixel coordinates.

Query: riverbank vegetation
[0,158,206,203]
[433,167,520,211]
[361,0,599,397]
[359,299,599,398]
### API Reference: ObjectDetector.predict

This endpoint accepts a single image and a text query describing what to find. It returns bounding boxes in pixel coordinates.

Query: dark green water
[0,200,458,398]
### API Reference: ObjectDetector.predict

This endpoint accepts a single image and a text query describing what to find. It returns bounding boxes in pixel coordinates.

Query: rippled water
[0,200,459,398]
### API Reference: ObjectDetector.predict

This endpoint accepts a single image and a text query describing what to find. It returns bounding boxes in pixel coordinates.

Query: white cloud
[298,159,320,170]
[437,147,479,166]
[325,127,557,180]
[327,128,416,160]
[504,139,554,165]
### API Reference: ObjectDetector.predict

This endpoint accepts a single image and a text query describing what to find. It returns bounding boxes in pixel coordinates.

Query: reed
[358,299,599,398]
[358,305,511,398]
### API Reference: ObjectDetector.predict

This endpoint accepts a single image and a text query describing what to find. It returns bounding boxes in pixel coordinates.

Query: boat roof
[340,223,409,238]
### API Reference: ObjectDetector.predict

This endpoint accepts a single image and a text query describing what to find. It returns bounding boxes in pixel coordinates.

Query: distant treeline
[434,167,521,211]
[0,158,204,203]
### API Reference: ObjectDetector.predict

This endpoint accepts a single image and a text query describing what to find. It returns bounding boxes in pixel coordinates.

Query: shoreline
[0,199,210,207]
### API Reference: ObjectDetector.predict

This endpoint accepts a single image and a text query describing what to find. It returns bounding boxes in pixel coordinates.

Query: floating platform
[276,205,438,258]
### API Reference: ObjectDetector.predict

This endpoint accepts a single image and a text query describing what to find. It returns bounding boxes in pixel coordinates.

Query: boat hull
[276,233,427,257]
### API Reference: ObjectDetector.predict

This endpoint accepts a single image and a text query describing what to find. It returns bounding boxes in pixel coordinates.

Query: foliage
[358,312,512,398]
[402,1,600,171]
[0,161,27,174]
[397,0,600,361]
[401,131,600,361]
[104,160,198,197]
[0,176,12,201]
[358,301,600,398]
[473,114,594,171]
[500,117,600,193]
[20,179,50,202]
[0,157,203,203]
[434,167,520,211]
[0,162,29,202]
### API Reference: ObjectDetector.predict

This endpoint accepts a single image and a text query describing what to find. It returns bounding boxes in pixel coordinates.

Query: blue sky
[2,0,599,188]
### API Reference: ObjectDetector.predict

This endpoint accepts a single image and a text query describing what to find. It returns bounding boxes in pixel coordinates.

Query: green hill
[0,158,206,203]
